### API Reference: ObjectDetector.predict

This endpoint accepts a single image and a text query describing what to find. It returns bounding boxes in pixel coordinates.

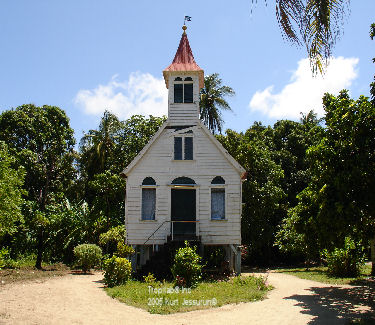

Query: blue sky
[1,1,374,142]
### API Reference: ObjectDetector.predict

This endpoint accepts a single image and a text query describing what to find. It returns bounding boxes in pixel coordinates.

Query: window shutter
[184,137,193,160]
[184,83,193,103]
[174,84,183,103]
[174,137,182,160]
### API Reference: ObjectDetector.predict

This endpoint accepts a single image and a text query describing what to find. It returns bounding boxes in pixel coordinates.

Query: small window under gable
[174,135,193,160]
[174,137,183,160]
[184,137,193,160]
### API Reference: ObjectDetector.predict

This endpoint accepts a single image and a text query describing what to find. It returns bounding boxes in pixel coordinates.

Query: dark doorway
[171,189,196,238]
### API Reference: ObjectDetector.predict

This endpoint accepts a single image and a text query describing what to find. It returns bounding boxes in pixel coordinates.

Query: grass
[349,319,375,325]
[0,256,70,285]
[277,264,372,285]
[105,275,271,314]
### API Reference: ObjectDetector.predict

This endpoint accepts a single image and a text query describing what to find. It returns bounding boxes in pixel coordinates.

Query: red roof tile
[163,30,204,89]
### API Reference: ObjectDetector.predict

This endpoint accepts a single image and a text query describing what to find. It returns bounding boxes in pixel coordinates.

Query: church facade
[121,26,246,274]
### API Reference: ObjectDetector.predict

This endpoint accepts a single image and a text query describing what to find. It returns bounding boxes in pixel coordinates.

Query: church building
[121,25,246,274]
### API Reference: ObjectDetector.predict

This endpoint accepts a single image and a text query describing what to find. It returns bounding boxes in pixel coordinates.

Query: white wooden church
[122,25,246,274]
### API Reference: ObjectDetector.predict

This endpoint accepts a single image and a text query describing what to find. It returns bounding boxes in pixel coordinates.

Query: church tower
[163,25,204,125]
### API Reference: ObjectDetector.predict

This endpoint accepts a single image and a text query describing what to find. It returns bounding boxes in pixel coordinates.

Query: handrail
[143,220,200,246]
[143,220,169,245]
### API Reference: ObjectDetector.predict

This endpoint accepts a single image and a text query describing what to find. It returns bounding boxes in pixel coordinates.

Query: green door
[171,189,196,237]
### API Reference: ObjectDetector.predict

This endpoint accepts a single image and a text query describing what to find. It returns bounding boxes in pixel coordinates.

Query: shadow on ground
[284,279,375,324]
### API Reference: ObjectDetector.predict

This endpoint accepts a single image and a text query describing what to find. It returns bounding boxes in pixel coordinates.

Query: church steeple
[163,26,204,124]
[163,26,204,89]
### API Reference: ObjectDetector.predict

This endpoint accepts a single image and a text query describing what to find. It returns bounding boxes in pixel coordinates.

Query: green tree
[78,114,165,239]
[44,200,96,264]
[271,112,323,208]
[277,91,375,272]
[0,141,26,239]
[79,110,122,180]
[370,22,375,275]
[88,171,125,231]
[199,73,235,134]
[217,127,285,264]
[370,23,375,106]
[0,104,76,269]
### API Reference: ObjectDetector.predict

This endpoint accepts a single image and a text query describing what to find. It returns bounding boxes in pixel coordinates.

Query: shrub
[0,248,9,269]
[240,245,249,261]
[116,242,135,258]
[203,246,225,268]
[322,237,365,277]
[143,272,159,286]
[171,241,203,288]
[103,256,132,287]
[99,225,127,256]
[73,244,102,273]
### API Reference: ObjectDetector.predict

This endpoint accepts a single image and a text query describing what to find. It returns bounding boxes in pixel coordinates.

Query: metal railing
[144,220,200,251]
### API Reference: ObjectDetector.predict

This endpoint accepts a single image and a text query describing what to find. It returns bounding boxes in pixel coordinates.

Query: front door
[171,189,196,237]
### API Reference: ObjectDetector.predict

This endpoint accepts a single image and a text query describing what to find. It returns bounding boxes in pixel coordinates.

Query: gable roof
[163,28,204,89]
[121,120,246,179]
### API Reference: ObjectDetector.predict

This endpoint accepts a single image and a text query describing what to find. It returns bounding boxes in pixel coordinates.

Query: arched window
[211,176,225,220]
[142,177,156,185]
[171,177,196,185]
[174,76,193,103]
[141,177,156,220]
[211,176,225,184]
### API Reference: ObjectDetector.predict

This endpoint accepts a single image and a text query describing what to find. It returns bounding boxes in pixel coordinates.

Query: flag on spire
[184,15,191,24]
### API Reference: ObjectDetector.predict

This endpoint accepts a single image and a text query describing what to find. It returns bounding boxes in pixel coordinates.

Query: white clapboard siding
[125,121,243,246]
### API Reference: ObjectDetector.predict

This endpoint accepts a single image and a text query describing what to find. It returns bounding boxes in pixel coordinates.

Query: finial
[182,25,187,34]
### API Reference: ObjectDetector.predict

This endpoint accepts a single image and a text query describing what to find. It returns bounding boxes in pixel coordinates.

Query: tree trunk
[371,238,375,276]
[35,229,44,269]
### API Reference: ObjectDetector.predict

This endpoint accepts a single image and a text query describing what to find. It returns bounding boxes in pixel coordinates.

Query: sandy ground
[0,271,374,325]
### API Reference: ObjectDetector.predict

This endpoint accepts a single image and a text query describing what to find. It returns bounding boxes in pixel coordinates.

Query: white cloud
[249,57,359,119]
[74,72,168,119]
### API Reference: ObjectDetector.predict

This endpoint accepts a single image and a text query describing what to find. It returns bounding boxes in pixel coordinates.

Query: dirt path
[0,271,374,325]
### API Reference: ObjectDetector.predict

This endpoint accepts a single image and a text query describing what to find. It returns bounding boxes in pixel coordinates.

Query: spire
[163,26,204,89]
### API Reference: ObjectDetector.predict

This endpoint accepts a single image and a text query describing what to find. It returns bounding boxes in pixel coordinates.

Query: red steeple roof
[163,27,204,89]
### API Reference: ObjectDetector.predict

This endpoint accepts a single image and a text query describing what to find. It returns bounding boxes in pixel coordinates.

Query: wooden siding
[168,74,200,125]
[125,123,242,245]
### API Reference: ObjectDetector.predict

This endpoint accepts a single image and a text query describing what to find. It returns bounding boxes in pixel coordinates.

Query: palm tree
[270,0,349,74]
[79,110,121,179]
[199,73,235,134]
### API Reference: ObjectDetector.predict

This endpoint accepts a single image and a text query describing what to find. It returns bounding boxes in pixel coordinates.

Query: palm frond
[275,0,349,74]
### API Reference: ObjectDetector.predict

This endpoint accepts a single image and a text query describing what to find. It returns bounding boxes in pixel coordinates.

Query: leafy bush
[73,244,102,273]
[232,275,268,290]
[99,225,127,256]
[171,241,203,288]
[99,225,126,246]
[116,242,135,258]
[203,246,225,268]
[143,272,160,287]
[103,256,132,287]
[322,237,365,277]
[0,248,9,269]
